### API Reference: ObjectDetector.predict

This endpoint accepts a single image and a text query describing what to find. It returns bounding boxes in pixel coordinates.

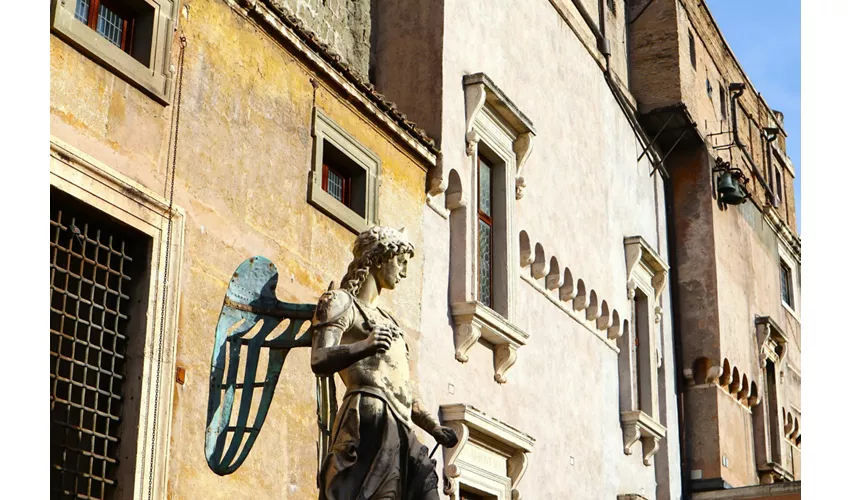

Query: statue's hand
[432,426,459,448]
[365,325,394,354]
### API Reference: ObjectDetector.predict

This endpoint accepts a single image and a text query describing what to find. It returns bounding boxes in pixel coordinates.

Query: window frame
[309,108,381,234]
[688,29,697,68]
[50,0,177,104]
[780,260,793,308]
[50,136,185,499]
[321,163,352,208]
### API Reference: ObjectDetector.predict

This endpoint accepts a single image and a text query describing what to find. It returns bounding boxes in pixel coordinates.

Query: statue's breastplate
[339,300,413,426]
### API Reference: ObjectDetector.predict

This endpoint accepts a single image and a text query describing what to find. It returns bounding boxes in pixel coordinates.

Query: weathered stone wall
[50,0,432,498]
[376,0,682,498]
[269,0,372,79]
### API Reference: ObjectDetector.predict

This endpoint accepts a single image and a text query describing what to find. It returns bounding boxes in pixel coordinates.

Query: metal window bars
[50,201,137,499]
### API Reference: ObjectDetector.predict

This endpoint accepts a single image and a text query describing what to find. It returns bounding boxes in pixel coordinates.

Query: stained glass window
[478,156,493,307]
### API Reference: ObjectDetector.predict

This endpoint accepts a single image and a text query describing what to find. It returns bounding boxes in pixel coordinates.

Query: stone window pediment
[439,404,534,500]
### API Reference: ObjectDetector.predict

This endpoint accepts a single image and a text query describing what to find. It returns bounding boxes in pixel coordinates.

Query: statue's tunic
[314,290,438,500]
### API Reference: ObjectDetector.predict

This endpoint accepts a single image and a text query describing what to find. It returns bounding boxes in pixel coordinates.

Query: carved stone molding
[621,410,666,466]
[755,316,789,368]
[440,404,535,500]
[452,302,529,384]
[462,73,536,200]
[624,236,669,314]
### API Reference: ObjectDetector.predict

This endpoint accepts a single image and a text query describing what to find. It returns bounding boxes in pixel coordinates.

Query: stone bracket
[621,410,666,466]
[452,301,529,384]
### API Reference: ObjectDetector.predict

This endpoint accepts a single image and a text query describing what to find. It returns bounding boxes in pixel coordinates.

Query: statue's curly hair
[340,226,415,295]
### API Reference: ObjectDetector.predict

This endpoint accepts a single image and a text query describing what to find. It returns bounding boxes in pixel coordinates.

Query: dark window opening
[73,0,156,67]
[689,30,697,68]
[478,155,494,308]
[50,187,151,499]
[780,262,793,307]
[720,86,727,120]
[775,170,784,204]
[634,289,651,412]
[321,141,367,217]
[608,0,616,15]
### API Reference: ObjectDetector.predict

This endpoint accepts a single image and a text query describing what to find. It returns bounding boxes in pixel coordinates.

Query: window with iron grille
[50,188,151,500]
[71,0,156,67]
[309,109,380,234]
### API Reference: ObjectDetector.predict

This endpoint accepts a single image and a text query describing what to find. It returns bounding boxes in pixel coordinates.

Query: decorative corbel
[640,436,661,466]
[454,323,481,363]
[442,421,470,497]
[623,424,641,456]
[706,365,722,386]
[464,83,486,156]
[494,344,518,384]
[651,271,668,323]
[507,450,529,500]
[607,321,622,340]
[514,132,533,200]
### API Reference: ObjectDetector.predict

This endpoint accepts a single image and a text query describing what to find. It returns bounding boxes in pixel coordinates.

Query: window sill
[50,1,174,104]
[451,301,528,384]
[621,410,666,466]
[781,301,800,322]
[307,186,368,234]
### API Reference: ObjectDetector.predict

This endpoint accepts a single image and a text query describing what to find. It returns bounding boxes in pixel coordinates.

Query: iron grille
[50,192,143,499]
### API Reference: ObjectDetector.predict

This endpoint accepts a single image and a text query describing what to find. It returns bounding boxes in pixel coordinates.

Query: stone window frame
[439,404,534,500]
[50,0,178,104]
[753,316,794,485]
[776,241,800,317]
[449,73,534,384]
[619,236,668,465]
[308,108,381,234]
[50,136,185,499]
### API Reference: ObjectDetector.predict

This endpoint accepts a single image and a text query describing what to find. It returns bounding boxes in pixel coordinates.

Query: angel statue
[204,226,458,500]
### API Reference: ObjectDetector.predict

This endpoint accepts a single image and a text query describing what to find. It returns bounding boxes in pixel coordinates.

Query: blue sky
[705,0,801,233]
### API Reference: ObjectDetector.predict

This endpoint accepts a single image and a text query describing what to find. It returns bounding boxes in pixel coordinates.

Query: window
[73,0,153,64]
[50,188,151,499]
[51,137,184,499]
[50,0,177,103]
[720,85,727,120]
[439,404,534,500]
[607,0,616,15]
[780,261,793,307]
[448,73,534,384]
[620,236,668,466]
[775,168,784,204]
[689,30,697,68]
[309,109,380,233]
[478,155,494,307]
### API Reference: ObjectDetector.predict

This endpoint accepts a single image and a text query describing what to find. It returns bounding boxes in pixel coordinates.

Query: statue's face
[375,252,410,290]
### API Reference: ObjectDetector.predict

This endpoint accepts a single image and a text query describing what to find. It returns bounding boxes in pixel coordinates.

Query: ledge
[451,301,529,384]
[621,410,666,466]
[439,404,534,500]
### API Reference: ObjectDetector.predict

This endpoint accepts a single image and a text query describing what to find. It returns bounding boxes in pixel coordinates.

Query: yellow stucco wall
[50,0,431,498]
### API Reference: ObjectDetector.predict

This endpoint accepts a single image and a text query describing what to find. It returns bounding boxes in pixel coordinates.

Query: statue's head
[341,226,415,294]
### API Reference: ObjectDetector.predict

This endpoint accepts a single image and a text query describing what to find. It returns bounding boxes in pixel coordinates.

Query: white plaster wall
[412,0,683,498]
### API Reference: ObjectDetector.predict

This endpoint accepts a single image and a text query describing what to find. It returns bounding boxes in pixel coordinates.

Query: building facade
[49,1,800,499]
[628,0,802,496]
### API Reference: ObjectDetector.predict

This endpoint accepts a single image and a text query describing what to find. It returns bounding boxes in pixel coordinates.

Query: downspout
[729,84,777,204]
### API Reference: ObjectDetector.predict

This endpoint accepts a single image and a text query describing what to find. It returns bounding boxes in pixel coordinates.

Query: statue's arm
[310,291,392,376]
[311,324,380,376]
[411,398,441,434]
[412,398,459,448]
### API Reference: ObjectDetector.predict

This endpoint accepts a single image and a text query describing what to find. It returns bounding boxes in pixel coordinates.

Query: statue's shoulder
[313,288,355,326]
